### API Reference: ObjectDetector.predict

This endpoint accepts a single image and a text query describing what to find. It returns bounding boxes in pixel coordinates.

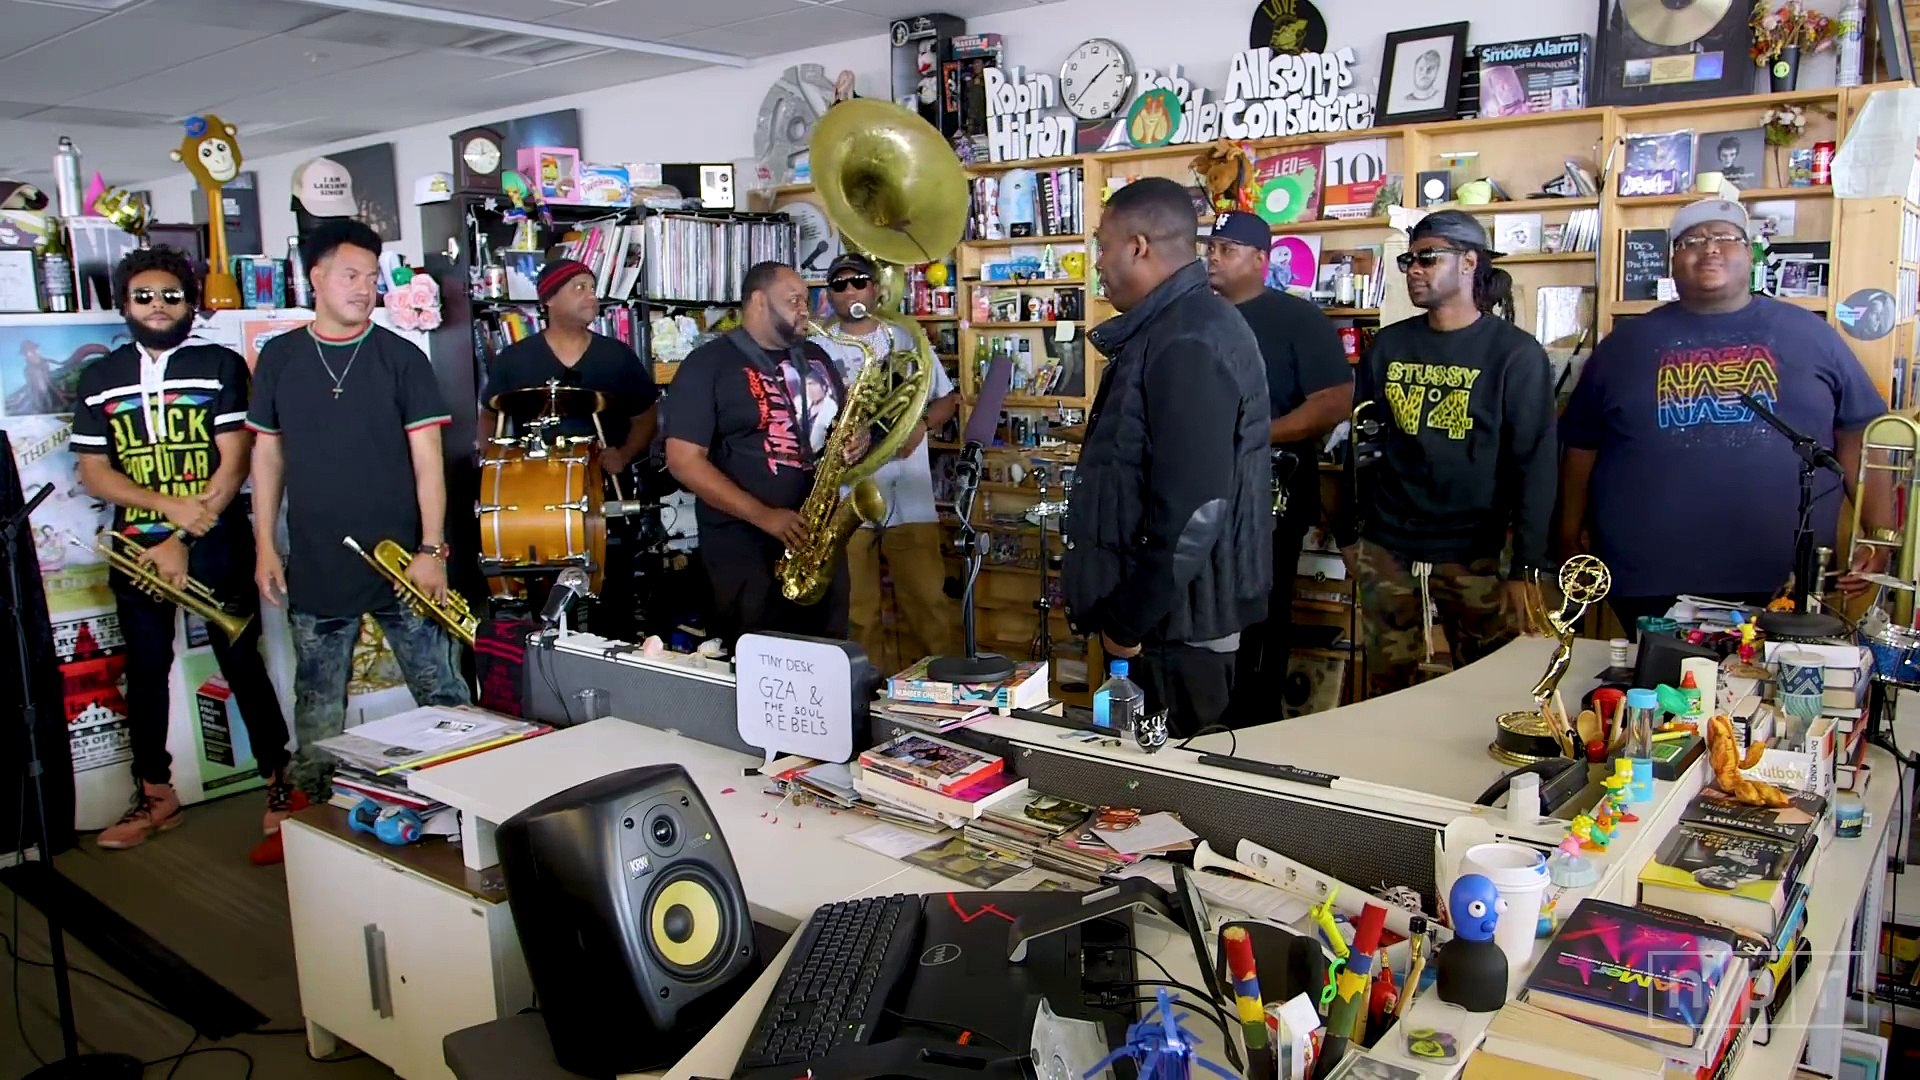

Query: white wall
[146,0,1851,264]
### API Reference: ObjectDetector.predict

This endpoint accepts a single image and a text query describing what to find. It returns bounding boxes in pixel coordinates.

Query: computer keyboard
[736,893,922,1072]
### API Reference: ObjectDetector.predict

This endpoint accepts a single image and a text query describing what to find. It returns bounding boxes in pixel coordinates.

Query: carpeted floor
[2,793,397,1079]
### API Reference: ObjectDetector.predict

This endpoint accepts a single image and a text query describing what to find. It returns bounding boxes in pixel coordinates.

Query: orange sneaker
[248,776,307,866]
[96,782,183,850]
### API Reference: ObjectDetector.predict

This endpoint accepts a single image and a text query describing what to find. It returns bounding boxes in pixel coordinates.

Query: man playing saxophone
[665,261,865,648]
[248,220,469,823]
[70,246,293,862]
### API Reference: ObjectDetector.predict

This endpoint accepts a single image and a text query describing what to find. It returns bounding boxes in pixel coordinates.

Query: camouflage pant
[1353,538,1518,698]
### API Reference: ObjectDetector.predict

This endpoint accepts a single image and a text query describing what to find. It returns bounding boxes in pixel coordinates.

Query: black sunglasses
[829,274,873,292]
[130,287,188,306]
[1395,248,1467,272]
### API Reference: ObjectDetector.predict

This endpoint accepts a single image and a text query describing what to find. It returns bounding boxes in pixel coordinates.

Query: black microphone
[1737,391,1844,476]
[957,353,1015,483]
[538,567,592,632]
[1,483,53,542]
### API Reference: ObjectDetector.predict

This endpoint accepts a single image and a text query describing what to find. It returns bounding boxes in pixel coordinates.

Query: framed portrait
[1592,0,1753,106]
[1376,23,1470,126]
[1695,127,1765,189]
[330,143,402,243]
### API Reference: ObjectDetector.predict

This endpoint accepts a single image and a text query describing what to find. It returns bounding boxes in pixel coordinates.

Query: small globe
[1559,555,1611,603]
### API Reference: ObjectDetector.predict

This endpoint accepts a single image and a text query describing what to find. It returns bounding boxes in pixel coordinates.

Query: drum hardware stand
[1029,463,1055,663]
[3,483,143,1078]
[929,445,1014,684]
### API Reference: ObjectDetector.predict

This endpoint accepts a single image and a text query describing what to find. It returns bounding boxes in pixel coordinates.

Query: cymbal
[490,384,605,422]
[1024,499,1071,524]
[1621,0,1730,48]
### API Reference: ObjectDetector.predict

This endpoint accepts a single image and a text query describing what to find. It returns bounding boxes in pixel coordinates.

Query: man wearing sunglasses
[69,247,293,861]
[1347,210,1555,696]
[809,253,961,672]
[1559,199,1888,631]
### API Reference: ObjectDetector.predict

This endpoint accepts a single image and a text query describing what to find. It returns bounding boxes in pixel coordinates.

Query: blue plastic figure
[1434,873,1509,1012]
[1083,988,1236,1080]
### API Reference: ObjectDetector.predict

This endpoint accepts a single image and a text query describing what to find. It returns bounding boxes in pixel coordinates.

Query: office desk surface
[1229,636,1610,803]
[409,719,955,928]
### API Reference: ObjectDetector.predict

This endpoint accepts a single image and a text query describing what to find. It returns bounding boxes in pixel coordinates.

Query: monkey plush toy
[170,114,245,310]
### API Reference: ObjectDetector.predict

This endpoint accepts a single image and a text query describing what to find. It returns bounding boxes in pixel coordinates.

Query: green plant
[1750,1,1838,65]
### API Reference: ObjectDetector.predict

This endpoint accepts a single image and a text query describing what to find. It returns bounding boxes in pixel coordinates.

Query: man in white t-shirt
[810,253,962,671]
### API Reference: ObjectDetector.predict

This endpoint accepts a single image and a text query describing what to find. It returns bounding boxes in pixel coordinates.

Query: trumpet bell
[808,99,969,269]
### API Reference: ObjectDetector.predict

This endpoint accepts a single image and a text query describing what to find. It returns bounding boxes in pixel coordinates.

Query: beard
[774,312,809,347]
[125,311,193,351]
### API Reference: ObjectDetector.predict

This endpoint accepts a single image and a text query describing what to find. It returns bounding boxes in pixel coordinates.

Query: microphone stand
[1,484,141,1078]
[929,444,1014,684]
[1738,392,1846,613]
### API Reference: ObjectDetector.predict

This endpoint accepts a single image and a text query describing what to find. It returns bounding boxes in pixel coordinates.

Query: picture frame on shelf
[1591,0,1753,106]
[1873,0,1914,82]
[1376,22,1470,126]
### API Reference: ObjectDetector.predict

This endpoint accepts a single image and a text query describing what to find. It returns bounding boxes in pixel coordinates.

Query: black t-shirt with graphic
[247,325,452,618]
[70,342,250,546]
[481,332,660,446]
[1236,288,1353,521]
[663,331,846,532]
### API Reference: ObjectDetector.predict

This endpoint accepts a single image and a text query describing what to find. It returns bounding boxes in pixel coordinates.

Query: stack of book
[316,705,548,818]
[963,168,1085,241]
[1764,641,1874,791]
[1522,900,1752,1077]
[885,657,1050,713]
[852,732,1028,826]
[961,792,1096,879]
[870,699,990,735]
[551,218,647,299]
[1637,788,1827,938]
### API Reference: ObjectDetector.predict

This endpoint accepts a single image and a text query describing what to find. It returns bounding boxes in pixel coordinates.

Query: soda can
[1813,141,1836,185]
[1338,325,1362,361]
[482,264,507,299]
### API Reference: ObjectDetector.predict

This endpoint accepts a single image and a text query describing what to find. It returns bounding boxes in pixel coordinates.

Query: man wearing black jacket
[1065,177,1272,736]
[1348,211,1555,696]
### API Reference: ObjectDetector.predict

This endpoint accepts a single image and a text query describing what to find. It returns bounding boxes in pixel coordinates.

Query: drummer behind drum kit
[477,379,653,603]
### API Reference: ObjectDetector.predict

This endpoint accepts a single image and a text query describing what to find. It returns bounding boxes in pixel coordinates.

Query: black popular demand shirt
[247,324,451,618]
[70,342,250,546]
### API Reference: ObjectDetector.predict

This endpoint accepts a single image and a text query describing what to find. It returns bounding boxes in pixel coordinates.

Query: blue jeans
[288,601,470,798]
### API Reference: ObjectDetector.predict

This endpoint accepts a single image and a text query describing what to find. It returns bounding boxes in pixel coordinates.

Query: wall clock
[452,127,504,194]
[1060,38,1134,121]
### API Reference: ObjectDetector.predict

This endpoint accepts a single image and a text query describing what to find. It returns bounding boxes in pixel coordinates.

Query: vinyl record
[1621,0,1732,48]
[1125,89,1183,149]
[754,64,836,186]
[1247,0,1329,54]
[787,200,839,275]
[1257,172,1314,224]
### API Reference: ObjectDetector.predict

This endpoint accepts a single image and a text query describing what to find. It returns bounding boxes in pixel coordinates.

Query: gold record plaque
[1594,0,1752,106]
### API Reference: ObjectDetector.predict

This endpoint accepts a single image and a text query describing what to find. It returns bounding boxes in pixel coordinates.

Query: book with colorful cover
[1680,790,1827,850]
[1252,146,1324,225]
[1525,899,1738,1046]
[1320,139,1387,220]
[857,732,1004,794]
[1638,821,1804,934]
[886,657,1050,710]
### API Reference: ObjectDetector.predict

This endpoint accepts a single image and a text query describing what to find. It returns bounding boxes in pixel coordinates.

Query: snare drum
[477,440,607,594]
[1865,624,1920,685]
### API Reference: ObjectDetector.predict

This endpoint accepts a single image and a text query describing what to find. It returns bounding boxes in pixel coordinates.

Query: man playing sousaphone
[479,258,659,637]
[71,246,293,862]
[248,220,469,829]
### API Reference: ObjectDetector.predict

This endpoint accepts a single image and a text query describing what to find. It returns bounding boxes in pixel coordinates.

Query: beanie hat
[536,258,592,302]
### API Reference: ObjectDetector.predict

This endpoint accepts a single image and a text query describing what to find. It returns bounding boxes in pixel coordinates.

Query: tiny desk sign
[734,633,863,764]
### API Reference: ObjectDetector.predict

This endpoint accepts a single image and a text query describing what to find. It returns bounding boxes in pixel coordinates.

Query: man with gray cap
[1345,210,1554,696]
[1205,210,1352,722]
[1559,198,1888,629]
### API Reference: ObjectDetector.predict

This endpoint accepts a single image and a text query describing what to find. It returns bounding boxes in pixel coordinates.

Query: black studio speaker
[498,765,757,1077]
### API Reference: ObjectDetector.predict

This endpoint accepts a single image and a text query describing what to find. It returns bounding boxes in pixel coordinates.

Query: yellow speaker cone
[650,877,721,969]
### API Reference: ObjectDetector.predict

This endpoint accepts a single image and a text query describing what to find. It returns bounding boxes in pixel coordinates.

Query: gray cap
[1408,209,1503,259]
[1671,198,1749,240]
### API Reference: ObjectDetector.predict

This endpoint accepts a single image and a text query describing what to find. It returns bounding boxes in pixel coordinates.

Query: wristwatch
[416,542,451,560]
[173,529,197,549]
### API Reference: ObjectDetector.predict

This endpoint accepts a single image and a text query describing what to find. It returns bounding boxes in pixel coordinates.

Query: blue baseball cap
[1210,211,1270,250]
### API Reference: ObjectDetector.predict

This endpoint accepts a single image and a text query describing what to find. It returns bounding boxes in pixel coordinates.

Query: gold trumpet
[342,537,478,646]
[84,532,251,641]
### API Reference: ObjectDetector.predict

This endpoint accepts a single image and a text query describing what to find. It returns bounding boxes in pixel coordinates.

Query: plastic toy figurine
[1548,834,1599,886]
[1587,809,1614,850]
[1535,896,1558,939]
[1707,713,1791,807]
[1435,874,1508,1012]
[1085,987,1237,1080]
[1601,771,1640,824]
[1570,813,1600,851]
[1309,888,1350,960]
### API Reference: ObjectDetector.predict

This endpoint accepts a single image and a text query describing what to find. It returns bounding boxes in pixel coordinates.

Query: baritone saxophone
[773,97,968,606]
[342,536,478,646]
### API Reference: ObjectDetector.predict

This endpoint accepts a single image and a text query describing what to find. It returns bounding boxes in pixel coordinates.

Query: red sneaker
[97,782,183,850]
[248,777,308,867]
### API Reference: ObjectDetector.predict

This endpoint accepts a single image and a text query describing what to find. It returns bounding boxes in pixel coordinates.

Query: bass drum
[478,441,607,597]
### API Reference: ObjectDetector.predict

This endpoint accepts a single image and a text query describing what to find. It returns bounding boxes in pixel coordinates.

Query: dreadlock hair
[1472,252,1516,322]
[112,245,200,311]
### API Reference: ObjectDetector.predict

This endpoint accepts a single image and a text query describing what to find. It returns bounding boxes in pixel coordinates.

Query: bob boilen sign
[1095,46,1374,152]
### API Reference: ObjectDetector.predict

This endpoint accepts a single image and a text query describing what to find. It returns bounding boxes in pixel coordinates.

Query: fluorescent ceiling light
[293,0,748,67]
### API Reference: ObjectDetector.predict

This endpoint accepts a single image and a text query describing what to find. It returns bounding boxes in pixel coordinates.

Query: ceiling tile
[334,0,613,18]
[546,0,802,38]
[834,0,1053,19]
[19,105,175,129]
[71,34,406,114]
[0,118,185,185]
[0,100,48,120]
[0,14,265,105]
[668,5,886,57]
[0,0,100,58]
[140,0,337,33]
[291,10,501,51]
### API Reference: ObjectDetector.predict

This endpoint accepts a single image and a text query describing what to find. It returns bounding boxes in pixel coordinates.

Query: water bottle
[1837,1,1866,87]
[1624,687,1658,803]
[287,236,311,308]
[53,136,83,219]
[1092,659,1142,740]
